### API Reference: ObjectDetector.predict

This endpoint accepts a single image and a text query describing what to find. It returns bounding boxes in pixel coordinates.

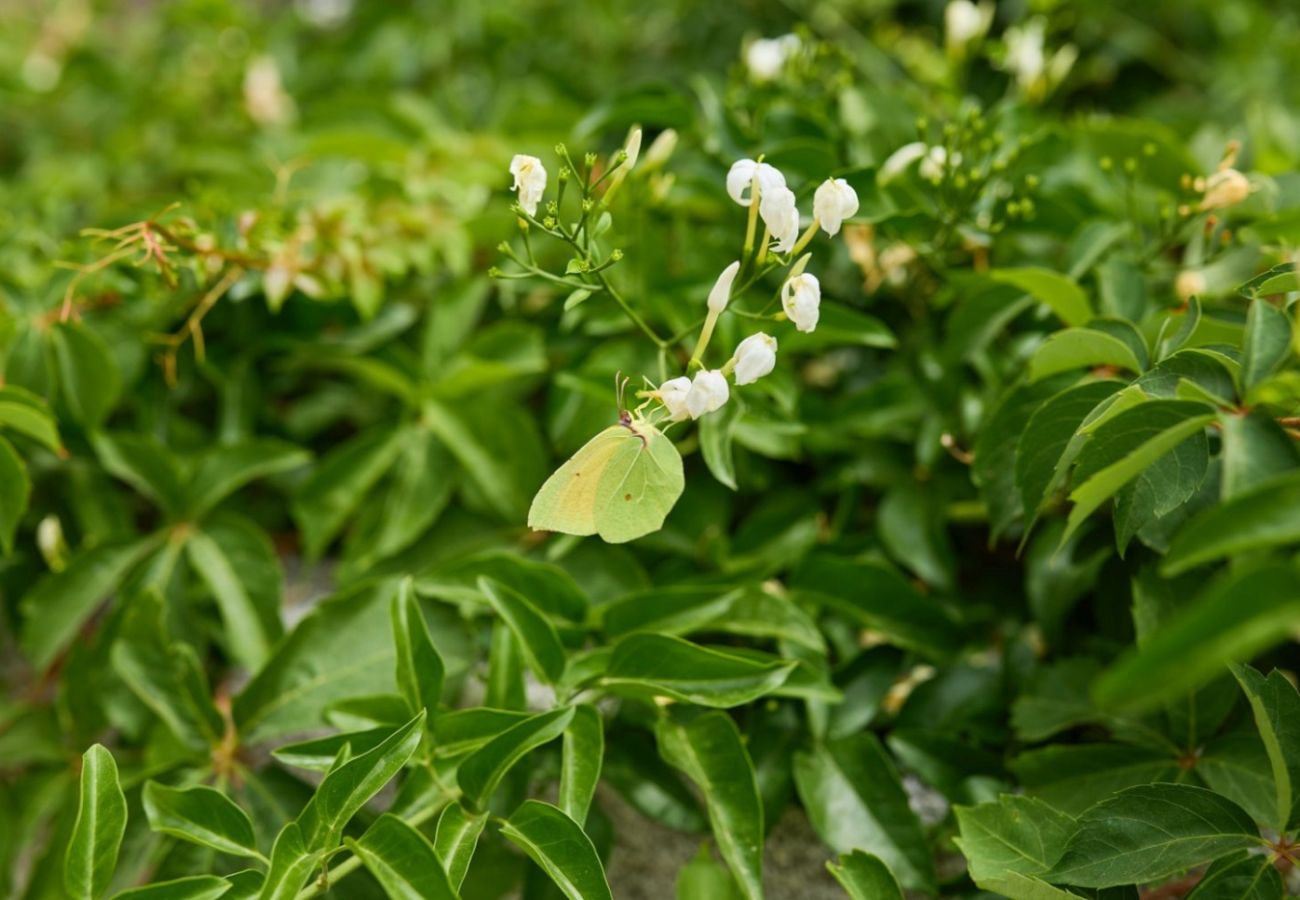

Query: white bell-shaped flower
[707,261,741,314]
[781,273,821,333]
[727,159,787,207]
[657,376,693,421]
[745,34,800,81]
[732,333,778,385]
[813,178,859,236]
[945,0,994,57]
[509,154,548,216]
[760,184,800,253]
[686,370,730,419]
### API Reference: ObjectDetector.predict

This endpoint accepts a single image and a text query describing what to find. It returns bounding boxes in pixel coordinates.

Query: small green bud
[1143,142,1157,157]
[1025,174,1040,190]
[1019,198,1035,216]
[1100,156,1114,171]
[487,266,502,278]
[1123,157,1138,174]
[610,248,624,261]
[953,174,968,190]
[915,116,929,132]
[1005,200,1020,217]
[558,167,571,182]
[581,198,594,212]
[555,143,567,156]
[614,149,629,164]
[584,151,598,167]
[543,216,557,229]
[991,158,1007,173]
[546,200,559,214]
[497,241,510,253]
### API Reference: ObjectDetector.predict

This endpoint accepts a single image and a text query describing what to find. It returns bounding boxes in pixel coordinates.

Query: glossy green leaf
[65,744,128,900]
[499,800,612,900]
[0,385,63,452]
[1028,327,1144,381]
[457,707,575,810]
[142,782,262,861]
[1219,412,1299,499]
[657,713,764,900]
[825,851,903,900]
[185,520,283,672]
[990,267,1092,326]
[602,634,795,707]
[559,704,603,827]
[433,802,487,890]
[1241,299,1290,389]
[110,876,233,900]
[257,823,317,900]
[1185,852,1284,900]
[1011,743,1181,815]
[955,794,1075,885]
[1230,664,1300,830]
[345,813,459,900]
[699,399,740,490]
[1164,470,1300,574]
[187,440,309,518]
[675,845,744,900]
[478,576,565,685]
[0,435,29,554]
[391,578,444,722]
[90,432,188,517]
[52,321,121,427]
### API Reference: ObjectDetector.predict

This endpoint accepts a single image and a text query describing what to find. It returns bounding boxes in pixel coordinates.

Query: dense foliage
[4,1,1300,898]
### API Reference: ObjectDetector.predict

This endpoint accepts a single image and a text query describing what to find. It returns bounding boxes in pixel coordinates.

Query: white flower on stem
[945,0,994,57]
[727,158,787,206]
[732,333,778,385]
[813,178,859,236]
[1199,169,1250,211]
[622,127,643,169]
[244,55,295,125]
[745,34,800,81]
[657,376,693,421]
[509,154,548,216]
[879,142,928,183]
[707,261,741,314]
[781,273,821,333]
[760,184,800,253]
[686,370,730,419]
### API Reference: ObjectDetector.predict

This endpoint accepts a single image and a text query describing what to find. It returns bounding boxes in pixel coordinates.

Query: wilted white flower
[707,261,741,314]
[658,376,693,421]
[945,0,994,57]
[732,333,778,385]
[1199,169,1250,211]
[727,159,787,207]
[781,273,821,333]
[813,178,859,236]
[761,184,800,253]
[686,370,730,418]
[745,34,800,81]
[509,154,548,216]
[244,55,295,126]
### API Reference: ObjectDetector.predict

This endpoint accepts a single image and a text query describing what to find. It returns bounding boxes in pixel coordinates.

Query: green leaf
[877,484,953,590]
[433,802,487,890]
[1230,664,1300,830]
[344,813,459,900]
[1047,784,1262,888]
[110,876,233,900]
[1094,561,1300,713]
[825,851,904,900]
[699,399,740,490]
[272,727,393,772]
[257,823,318,900]
[1164,470,1300,574]
[187,440,309,518]
[1064,400,1214,543]
[478,576,565,685]
[93,431,189,518]
[955,794,1075,884]
[1219,413,1300,499]
[1016,381,1121,526]
[1011,744,1181,816]
[559,704,603,827]
[990,267,1092,326]
[291,425,405,557]
[1185,852,1284,900]
[142,782,263,861]
[457,707,575,810]
[185,521,283,672]
[345,427,452,568]
[423,399,535,520]
[499,800,613,900]
[65,744,128,900]
[1028,327,1144,381]
[657,713,764,900]
[21,536,158,669]
[1240,299,1290,389]
[0,387,62,452]
[52,321,121,427]
[603,634,795,707]
[0,435,30,554]
[391,578,444,722]
[295,711,425,851]
[793,734,935,893]
[675,845,745,900]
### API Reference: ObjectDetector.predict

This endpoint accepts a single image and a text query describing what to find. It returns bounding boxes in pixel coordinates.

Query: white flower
[726,158,787,207]
[879,142,929,183]
[781,273,821,333]
[244,55,295,126]
[686,370,730,418]
[622,127,642,169]
[642,129,678,169]
[658,376,693,421]
[1200,169,1250,211]
[920,146,952,182]
[732,333,778,385]
[509,154,548,216]
[945,0,994,57]
[745,34,800,81]
[1002,17,1075,100]
[707,261,741,314]
[813,178,859,236]
[760,184,800,253]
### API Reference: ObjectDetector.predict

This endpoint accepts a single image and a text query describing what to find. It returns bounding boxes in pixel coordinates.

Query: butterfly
[528,408,684,544]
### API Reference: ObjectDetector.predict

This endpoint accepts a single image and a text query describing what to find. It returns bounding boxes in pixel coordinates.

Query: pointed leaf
[1241,299,1290,389]
[185,520,283,672]
[955,794,1075,882]
[499,800,612,900]
[1185,852,1284,900]
[457,707,574,810]
[142,782,262,861]
[187,440,309,518]
[291,425,405,557]
[434,802,487,890]
[1230,664,1300,830]
[559,705,603,828]
[603,634,795,707]
[391,578,444,721]
[989,267,1092,326]
[52,321,121,427]
[65,744,127,900]
[257,823,318,900]
[110,876,233,900]
[91,432,189,518]
[345,813,459,900]
[478,576,565,686]
[1163,470,1300,574]
[826,851,904,900]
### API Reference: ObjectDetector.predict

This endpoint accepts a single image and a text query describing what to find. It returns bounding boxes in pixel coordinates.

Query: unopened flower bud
[813,178,860,237]
[781,273,821,333]
[686,369,730,418]
[1199,168,1250,211]
[707,261,741,314]
[658,376,693,421]
[732,333,778,385]
[509,154,547,216]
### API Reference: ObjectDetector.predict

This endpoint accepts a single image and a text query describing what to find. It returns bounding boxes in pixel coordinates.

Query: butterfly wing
[593,421,685,543]
[527,426,628,536]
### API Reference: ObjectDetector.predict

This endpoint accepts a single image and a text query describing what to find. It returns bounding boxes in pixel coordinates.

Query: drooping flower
[944,0,994,58]
[1199,169,1250,211]
[686,370,730,419]
[658,376,693,421]
[732,333,778,385]
[761,184,800,253]
[707,261,741,314]
[781,273,821,333]
[813,178,860,237]
[509,154,548,216]
[745,34,800,81]
[727,159,787,207]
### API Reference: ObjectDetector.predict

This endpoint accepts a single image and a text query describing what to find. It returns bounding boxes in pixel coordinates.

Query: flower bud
[760,184,799,253]
[1199,168,1250,211]
[781,273,821,333]
[813,178,859,237]
[744,34,800,82]
[1175,269,1207,302]
[944,0,993,58]
[707,261,741,314]
[732,333,778,385]
[642,129,678,170]
[686,369,730,419]
[622,127,642,169]
[657,376,693,421]
[509,154,548,216]
[726,158,787,207]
